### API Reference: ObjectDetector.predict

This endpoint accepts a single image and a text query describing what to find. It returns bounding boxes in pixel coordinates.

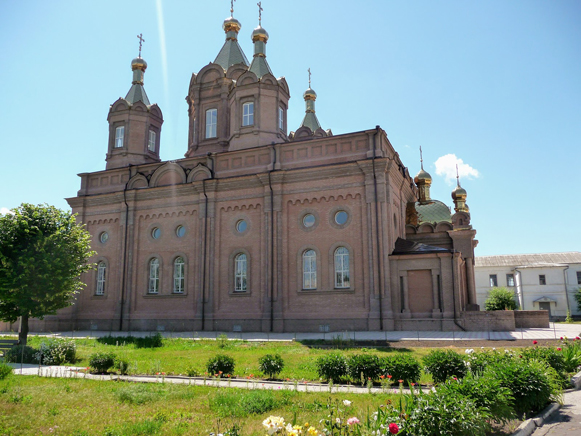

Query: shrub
[560,338,581,373]
[36,338,76,365]
[114,356,130,375]
[185,366,200,377]
[486,358,561,416]
[574,288,581,312]
[207,354,235,377]
[316,353,348,382]
[423,349,467,384]
[96,333,163,348]
[465,349,515,376]
[0,362,12,380]
[437,372,515,423]
[348,354,381,384]
[381,353,421,383]
[521,346,568,387]
[259,354,284,379]
[485,287,517,311]
[3,345,39,364]
[89,352,116,373]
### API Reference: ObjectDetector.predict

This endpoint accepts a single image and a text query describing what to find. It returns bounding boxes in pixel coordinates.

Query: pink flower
[389,423,399,434]
[533,340,538,345]
[557,347,562,351]
[347,417,360,425]
[560,337,564,340]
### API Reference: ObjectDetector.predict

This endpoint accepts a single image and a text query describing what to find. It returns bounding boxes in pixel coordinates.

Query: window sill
[298,288,355,294]
[229,291,252,297]
[143,293,188,298]
[91,294,107,300]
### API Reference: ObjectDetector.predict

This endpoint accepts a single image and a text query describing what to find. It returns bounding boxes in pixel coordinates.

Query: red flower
[533,340,538,345]
[576,337,580,340]
[453,377,458,381]
[380,375,385,379]
[387,375,392,379]
[368,377,371,380]
[411,382,416,386]
[560,337,564,340]
[557,347,562,351]
[389,423,399,434]
[398,379,404,383]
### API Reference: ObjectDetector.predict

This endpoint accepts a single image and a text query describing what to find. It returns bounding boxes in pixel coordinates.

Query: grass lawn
[0,375,397,436]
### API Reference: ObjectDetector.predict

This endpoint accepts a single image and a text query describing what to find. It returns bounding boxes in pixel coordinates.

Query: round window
[303,214,316,228]
[335,211,348,225]
[151,227,161,239]
[99,232,109,243]
[176,225,186,238]
[236,219,247,233]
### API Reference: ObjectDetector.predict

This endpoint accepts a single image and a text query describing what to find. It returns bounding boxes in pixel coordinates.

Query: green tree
[484,287,517,311]
[0,204,94,345]
[574,288,581,313]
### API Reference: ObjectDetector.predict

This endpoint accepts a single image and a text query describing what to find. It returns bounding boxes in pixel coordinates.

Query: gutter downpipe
[372,126,384,330]
[119,166,132,331]
[268,144,276,332]
[563,266,571,316]
[201,155,215,331]
[451,251,466,331]
[514,267,523,309]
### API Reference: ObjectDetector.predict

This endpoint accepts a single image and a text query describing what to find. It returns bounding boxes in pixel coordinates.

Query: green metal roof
[214,40,249,70]
[248,56,272,79]
[300,112,322,132]
[415,200,452,224]
[125,84,150,105]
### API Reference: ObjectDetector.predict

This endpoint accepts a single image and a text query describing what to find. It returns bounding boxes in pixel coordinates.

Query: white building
[475,252,581,319]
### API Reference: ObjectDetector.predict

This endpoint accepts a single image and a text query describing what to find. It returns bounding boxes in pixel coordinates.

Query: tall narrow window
[302,250,317,289]
[96,262,106,295]
[577,271,581,285]
[506,273,515,287]
[173,257,185,293]
[278,107,284,130]
[234,253,247,292]
[148,130,156,152]
[334,247,350,288]
[205,109,217,138]
[148,258,160,294]
[489,274,498,287]
[115,126,124,148]
[539,275,546,285]
[242,102,254,126]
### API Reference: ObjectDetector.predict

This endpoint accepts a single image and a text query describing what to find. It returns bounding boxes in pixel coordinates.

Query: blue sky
[1,0,579,256]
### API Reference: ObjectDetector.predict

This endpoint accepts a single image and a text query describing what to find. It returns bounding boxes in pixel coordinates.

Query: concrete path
[532,389,581,435]
[1,322,580,341]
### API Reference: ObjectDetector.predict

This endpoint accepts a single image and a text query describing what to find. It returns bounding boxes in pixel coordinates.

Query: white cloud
[434,154,480,185]
[0,207,14,215]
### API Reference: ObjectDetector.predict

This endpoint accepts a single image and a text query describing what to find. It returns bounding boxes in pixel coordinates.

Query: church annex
[31,7,481,332]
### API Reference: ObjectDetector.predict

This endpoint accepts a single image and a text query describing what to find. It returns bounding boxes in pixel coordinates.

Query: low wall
[462,311,516,331]
[514,310,550,328]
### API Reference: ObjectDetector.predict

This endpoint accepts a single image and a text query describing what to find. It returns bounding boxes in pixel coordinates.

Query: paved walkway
[532,389,581,435]
[1,323,580,342]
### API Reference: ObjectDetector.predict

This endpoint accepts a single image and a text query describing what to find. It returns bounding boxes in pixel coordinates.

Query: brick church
[27,7,481,333]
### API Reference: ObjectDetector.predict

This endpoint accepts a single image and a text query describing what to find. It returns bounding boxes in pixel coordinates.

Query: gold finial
[420,146,424,170]
[231,0,236,16]
[137,33,145,57]
[257,1,263,25]
[308,68,311,88]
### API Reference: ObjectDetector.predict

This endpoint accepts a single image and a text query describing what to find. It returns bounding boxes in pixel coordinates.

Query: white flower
[492,348,496,351]
[431,386,437,392]
[465,349,474,354]
[465,362,471,367]
[343,399,352,407]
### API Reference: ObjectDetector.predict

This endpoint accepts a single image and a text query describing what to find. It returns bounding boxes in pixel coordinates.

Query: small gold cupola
[414,146,432,204]
[248,2,273,78]
[214,0,249,70]
[452,164,469,213]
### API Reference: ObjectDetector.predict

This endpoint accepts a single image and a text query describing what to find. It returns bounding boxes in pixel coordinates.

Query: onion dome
[131,57,147,71]
[452,167,469,213]
[251,25,269,42]
[452,184,467,201]
[303,87,317,101]
[223,16,241,34]
[414,168,432,185]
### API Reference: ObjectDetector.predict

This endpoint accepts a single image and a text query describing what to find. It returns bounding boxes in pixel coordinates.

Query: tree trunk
[18,314,29,346]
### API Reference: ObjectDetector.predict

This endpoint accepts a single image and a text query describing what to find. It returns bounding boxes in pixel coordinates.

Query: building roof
[415,200,452,224]
[125,84,150,105]
[475,252,581,268]
[214,39,249,70]
[392,238,452,255]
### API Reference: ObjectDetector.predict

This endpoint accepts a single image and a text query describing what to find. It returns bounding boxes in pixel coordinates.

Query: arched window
[148,258,160,294]
[334,247,350,288]
[173,257,185,293]
[96,262,106,295]
[205,108,217,138]
[234,253,247,292]
[302,250,317,289]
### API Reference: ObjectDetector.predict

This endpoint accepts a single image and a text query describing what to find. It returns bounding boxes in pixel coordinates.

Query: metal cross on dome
[137,33,145,57]
[420,146,424,170]
[231,0,236,16]
[257,2,263,25]
[308,68,311,88]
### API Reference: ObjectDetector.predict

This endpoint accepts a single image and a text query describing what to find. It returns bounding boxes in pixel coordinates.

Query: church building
[23,7,483,333]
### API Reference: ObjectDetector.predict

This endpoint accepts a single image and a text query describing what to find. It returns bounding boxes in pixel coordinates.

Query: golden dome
[414,168,432,185]
[223,16,241,33]
[303,87,317,100]
[131,57,147,71]
[452,185,467,201]
[251,25,269,42]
